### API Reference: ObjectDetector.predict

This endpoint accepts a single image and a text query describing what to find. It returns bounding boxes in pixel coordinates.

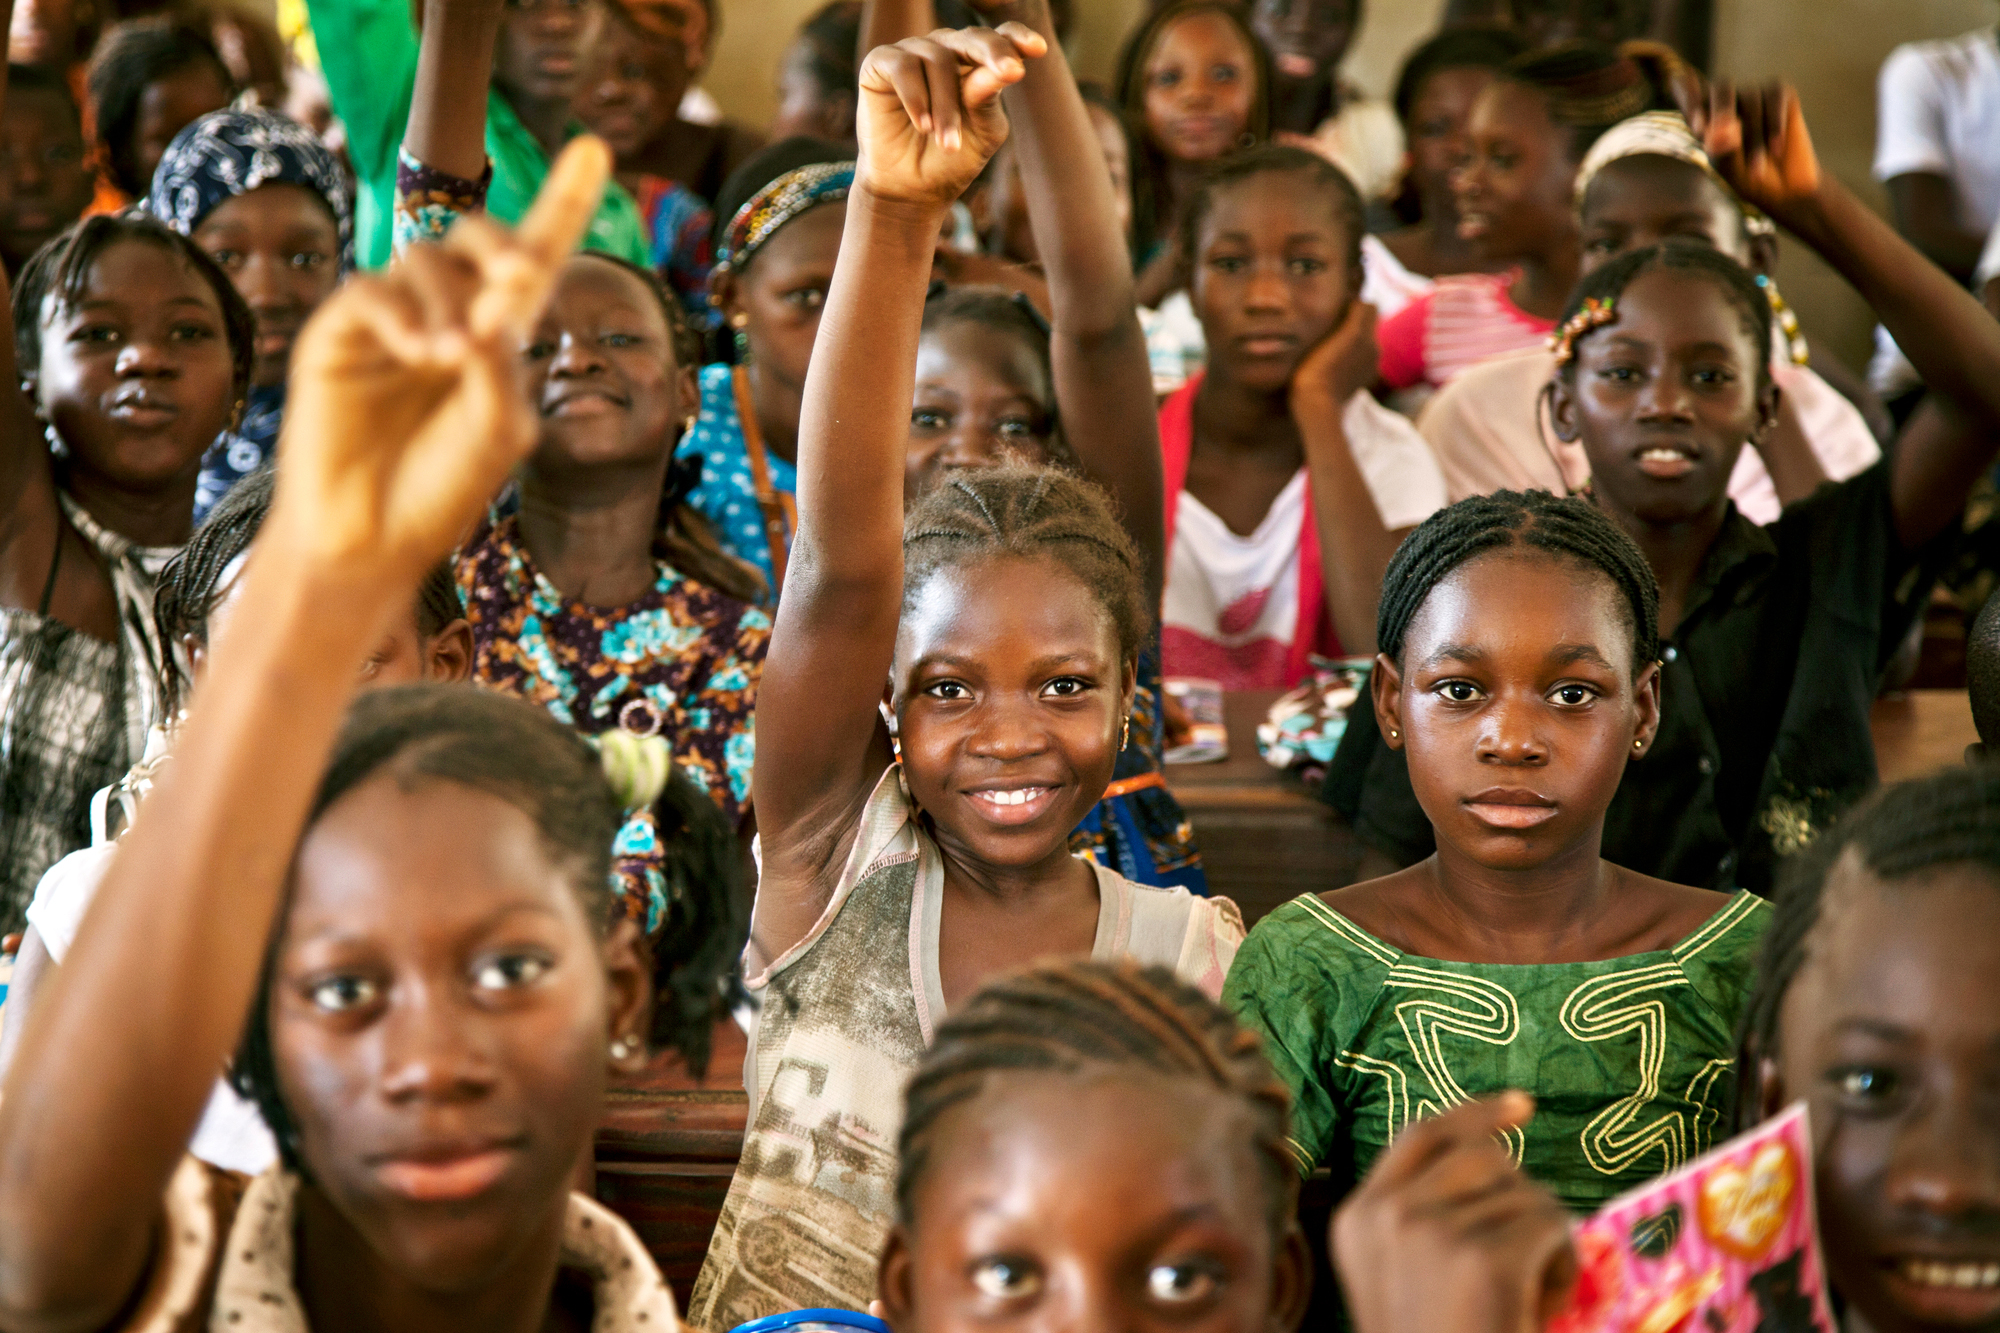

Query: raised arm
[747,25,1040,966]
[405,0,504,181]
[859,0,936,58]
[1697,83,2000,549]
[970,0,1165,607]
[303,0,423,195]
[0,145,605,1333]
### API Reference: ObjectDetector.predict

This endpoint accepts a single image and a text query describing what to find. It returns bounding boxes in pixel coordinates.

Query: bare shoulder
[1315,863,1431,953]
[1618,868,1737,951]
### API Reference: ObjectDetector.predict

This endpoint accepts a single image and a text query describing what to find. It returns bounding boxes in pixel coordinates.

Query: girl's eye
[1490,151,1519,170]
[525,339,557,360]
[1210,64,1238,83]
[971,1258,1041,1300]
[289,250,327,271]
[208,248,242,268]
[1583,237,1617,256]
[996,416,1036,439]
[1288,256,1326,275]
[785,287,826,311]
[1207,254,1248,274]
[73,324,119,345]
[472,953,552,991]
[1147,1263,1219,1304]
[1834,1067,1897,1101]
[1691,367,1735,387]
[602,331,641,348]
[1437,680,1481,702]
[306,975,380,1013]
[925,680,970,700]
[912,408,948,431]
[171,322,215,343]
[1150,68,1181,89]
[1043,676,1091,697]
[1597,365,1641,383]
[1550,684,1596,706]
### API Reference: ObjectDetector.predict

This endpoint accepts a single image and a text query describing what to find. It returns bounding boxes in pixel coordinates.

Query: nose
[965,694,1052,762]
[12,153,44,191]
[114,336,175,378]
[1476,691,1549,766]
[1883,1086,2000,1221]
[234,253,297,314]
[938,423,1004,469]
[1636,372,1693,422]
[1244,261,1289,314]
[377,979,499,1104]
[549,330,605,378]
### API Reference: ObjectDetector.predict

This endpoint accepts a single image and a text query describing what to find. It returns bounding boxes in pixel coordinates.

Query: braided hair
[902,461,1148,667]
[1966,593,2000,750]
[1377,489,1660,674]
[153,469,463,718]
[1498,41,1668,161]
[897,959,1297,1229]
[1555,242,1775,394]
[1176,143,1365,294]
[1735,765,2000,1126]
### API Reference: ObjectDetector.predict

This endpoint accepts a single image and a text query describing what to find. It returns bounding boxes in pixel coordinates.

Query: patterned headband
[714,160,855,275]
[1574,110,1777,239]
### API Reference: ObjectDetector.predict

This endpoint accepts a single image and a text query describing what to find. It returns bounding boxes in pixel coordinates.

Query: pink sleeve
[1375,293,1431,390]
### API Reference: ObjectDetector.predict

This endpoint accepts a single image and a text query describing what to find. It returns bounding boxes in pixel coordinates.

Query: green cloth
[1223,889,1770,1214]
[303,0,647,269]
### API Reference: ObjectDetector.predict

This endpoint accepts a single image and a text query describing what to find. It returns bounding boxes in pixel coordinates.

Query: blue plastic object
[730,1311,889,1333]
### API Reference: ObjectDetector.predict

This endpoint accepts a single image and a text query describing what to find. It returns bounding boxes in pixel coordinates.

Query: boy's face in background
[0,85,94,274]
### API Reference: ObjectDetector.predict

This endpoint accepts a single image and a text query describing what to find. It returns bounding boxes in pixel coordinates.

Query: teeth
[978,788,1042,807]
[1898,1261,2000,1289]
[1641,448,1687,461]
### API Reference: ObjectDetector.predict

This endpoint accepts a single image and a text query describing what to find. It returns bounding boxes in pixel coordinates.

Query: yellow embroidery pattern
[1559,964,1693,1177]
[1386,966,1525,1161]
[1334,1050,1412,1145]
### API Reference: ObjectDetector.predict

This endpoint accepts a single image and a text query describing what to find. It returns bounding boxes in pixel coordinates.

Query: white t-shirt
[1140,236,1435,396]
[1160,392,1445,691]
[26,846,279,1175]
[1871,26,2000,396]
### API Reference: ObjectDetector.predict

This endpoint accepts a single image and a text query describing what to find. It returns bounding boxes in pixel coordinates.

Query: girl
[1250,0,1403,205]
[307,0,647,268]
[688,27,1243,1327]
[677,136,853,593]
[1115,0,1270,306]
[1332,764,2000,1333]
[1418,109,1883,524]
[0,207,254,933]
[769,1,863,145]
[890,0,1198,890]
[0,135,700,1333]
[84,18,233,205]
[878,960,1312,1333]
[1227,487,1771,1214]
[1375,43,1662,394]
[1160,143,1445,689]
[393,35,771,916]
[0,64,93,276]
[1328,85,2000,898]
[1378,26,1525,280]
[145,106,354,517]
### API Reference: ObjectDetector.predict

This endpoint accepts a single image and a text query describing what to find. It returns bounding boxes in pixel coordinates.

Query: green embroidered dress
[1224,890,1770,1213]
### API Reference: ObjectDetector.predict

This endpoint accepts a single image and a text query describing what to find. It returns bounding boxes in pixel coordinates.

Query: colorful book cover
[1551,1104,1836,1333]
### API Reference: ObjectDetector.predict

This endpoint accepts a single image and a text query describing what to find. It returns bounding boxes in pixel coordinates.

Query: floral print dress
[457,511,769,929]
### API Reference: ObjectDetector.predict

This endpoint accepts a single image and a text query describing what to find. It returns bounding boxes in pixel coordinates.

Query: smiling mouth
[1895,1260,2000,1290]
[547,391,627,416]
[109,398,176,426]
[1635,445,1698,479]
[965,784,1061,826]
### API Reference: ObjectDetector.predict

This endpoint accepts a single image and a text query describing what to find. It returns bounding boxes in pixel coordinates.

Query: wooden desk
[1872,689,1978,781]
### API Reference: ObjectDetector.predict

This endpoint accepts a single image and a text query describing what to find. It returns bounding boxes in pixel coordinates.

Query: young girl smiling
[689,26,1241,1326]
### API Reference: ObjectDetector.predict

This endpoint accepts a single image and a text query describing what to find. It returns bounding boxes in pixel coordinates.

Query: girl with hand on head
[879,960,1312,1333]
[0,132,256,930]
[891,0,1198,889]
[1329,84,2000,898]
[688,27,1243,1328]
[1115,0,1270,309]
[145,107,354,518]
[1375,43,1663,395]
[1227,488,1771,1219]
[1330,765,2000,1333]
[1160,143,1446,689]
[1418,108,1885,523]
[0,139,700,1333]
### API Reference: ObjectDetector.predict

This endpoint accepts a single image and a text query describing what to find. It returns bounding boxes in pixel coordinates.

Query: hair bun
[599,729,673,811]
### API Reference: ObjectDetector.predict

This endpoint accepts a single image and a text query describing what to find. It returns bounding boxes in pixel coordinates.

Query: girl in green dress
[1225,483,1772,1214]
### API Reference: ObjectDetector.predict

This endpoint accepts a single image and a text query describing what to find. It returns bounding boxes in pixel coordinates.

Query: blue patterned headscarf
[144,107,354,273]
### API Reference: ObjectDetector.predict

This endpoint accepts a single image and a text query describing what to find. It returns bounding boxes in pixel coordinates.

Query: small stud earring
[1388,728,1400,740]
[610,1037,637,1061]
[1633,739,1644,752]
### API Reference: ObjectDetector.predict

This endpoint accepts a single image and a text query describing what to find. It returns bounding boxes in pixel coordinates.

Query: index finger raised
[455,136,613,342]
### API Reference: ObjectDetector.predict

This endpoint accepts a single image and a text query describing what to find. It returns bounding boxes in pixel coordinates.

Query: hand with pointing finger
[268,136,612,589]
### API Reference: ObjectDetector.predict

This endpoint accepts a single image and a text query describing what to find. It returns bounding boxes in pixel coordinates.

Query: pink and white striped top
[1376,270,1554,391]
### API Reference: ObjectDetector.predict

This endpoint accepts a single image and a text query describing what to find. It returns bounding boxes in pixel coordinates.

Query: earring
[1388,728,1400,740]
[1119,718,1130,751]
[1633,739,1644,752]
[42,421,67,460]
[610,1036,637,1061]
[730,311,751,365]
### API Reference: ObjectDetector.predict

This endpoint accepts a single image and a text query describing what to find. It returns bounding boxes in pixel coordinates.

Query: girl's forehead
[1408,549,1633,657]
[918,316,1050,394]
[1151,9,1250,64]
[46,238,218,319]
[1203,173,1347,241]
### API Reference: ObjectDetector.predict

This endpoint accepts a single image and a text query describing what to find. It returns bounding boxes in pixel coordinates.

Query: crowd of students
[0,0,1997,1329]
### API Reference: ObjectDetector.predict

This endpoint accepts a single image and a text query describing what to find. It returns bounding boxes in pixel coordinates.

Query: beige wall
[706,0,1999,370]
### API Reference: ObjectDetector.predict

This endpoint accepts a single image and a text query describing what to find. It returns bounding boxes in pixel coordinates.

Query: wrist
[850,181,952,238]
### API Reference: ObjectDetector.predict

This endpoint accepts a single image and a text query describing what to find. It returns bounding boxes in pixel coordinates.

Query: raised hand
[1332,1094,1577,1333]
[267,137,611,588]
[1291,298,1379,416]
[855,24,1045,210]
[1693,81,1823,229]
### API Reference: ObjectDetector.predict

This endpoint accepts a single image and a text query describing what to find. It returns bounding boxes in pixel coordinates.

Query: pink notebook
[1550,1104,1836,1333]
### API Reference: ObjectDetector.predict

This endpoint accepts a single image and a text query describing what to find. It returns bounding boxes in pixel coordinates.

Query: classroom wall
[706,0,1999,372]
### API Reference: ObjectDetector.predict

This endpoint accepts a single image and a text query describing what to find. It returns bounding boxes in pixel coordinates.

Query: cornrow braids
[1176,143,1364,294]
[902,461,1148,666]
[1499,40,1667,160]
[1555,241,1774,394]
[897,959,1297,1230]
[154,469,274,719]
[1969,593,2000,750]
[1377,489,1660,674]
[1735,765,2000,1127]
